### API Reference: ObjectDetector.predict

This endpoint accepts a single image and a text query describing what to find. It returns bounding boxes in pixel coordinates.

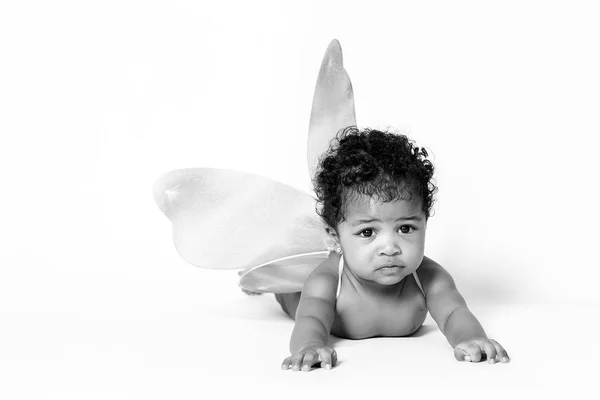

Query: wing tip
[152,170,185,218]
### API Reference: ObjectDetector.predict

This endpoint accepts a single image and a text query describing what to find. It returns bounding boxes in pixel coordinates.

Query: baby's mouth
[377,265,404,273]
[378,262,403,268]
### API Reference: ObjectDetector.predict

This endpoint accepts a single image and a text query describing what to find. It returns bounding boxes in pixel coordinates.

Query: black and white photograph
[1,1,599,398]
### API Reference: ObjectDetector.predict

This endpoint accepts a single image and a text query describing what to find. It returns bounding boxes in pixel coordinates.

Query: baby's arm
[281,254,340,371]
[421,257,510,363]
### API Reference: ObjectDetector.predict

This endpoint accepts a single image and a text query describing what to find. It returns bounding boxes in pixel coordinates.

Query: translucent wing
[238,251,330,293]
[154,39,356,294]
[307,39,357,180]
[154,168,329,273]
[238,39,357,292]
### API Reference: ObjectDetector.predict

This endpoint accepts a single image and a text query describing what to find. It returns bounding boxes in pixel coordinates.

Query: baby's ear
[324,226,339,243]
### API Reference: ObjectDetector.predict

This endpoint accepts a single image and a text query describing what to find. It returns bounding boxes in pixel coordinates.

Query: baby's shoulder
[302,253,341,298]
[311,252,341,278]
[415,257,455,296]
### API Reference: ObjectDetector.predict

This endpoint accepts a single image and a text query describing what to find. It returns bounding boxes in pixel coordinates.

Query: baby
[276,127,509,371]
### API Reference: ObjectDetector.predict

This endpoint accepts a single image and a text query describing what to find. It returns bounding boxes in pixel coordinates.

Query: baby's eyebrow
[350,218,381,226]
[350,215,423,226]
[398,215,424,221]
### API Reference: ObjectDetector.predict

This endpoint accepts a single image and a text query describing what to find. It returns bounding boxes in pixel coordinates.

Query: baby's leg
[274,292,301,319]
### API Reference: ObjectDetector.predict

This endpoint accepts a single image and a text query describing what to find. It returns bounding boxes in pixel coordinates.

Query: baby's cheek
[409,248,426,269]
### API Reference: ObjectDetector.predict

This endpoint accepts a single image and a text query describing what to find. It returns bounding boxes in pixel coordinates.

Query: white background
[1,1,599,399]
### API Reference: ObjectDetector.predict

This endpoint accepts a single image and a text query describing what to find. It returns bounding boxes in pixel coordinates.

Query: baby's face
[334,194,427,287]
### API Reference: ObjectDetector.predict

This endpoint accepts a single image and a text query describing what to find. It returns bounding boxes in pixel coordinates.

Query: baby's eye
[359,229,374,238]
[399,225,415,234]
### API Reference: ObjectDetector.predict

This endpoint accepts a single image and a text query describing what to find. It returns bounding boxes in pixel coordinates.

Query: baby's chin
[345,261,419,286]
[376,265,405,275]
[367,266,410,285]
[373,263,421,283]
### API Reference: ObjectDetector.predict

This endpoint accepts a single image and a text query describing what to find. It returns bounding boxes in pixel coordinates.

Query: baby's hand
[454,337,510,364]
[281,344,337,371]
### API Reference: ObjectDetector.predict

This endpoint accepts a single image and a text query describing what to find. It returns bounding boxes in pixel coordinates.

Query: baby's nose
[380,248,401,257]
[379,237,401,256]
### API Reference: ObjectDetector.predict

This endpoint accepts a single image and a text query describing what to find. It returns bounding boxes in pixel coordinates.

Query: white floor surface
[2,251,598,400]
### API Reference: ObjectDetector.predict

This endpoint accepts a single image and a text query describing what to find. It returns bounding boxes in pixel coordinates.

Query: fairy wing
[307,39,357,180]
[237,251,330,293]
[154,168,329,273]
[237,39,357,292]
[154,39,356,293]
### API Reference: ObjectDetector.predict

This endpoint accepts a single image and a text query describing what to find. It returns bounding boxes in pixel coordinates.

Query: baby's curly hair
[313,126,437,229]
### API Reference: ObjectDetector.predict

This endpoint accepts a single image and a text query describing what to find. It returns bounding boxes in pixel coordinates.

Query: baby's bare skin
[277,254,425,340]
[332,265,427,339]
[279,254,509,371]
[279,197,509,371]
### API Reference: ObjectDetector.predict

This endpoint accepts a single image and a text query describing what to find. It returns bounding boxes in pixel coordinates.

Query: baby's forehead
[342,193,424,220]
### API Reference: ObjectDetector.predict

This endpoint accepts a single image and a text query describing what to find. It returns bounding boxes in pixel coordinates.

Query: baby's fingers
[290,352,306,371]
[316,348,337,370]
[281,356,293,370]
[300,351,318,372]
[455,342,483,362]
[489,339,510,363]
[481,341,497,364]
